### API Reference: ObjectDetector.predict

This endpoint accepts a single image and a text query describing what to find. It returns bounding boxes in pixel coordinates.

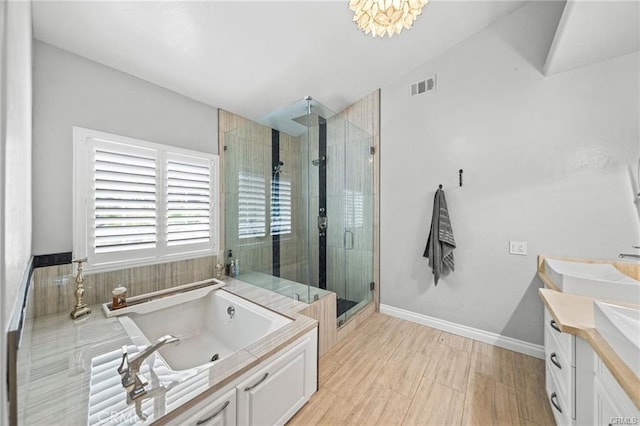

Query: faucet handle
[118,345,137,388]
[117,345,129,375]
[128,374,149,401]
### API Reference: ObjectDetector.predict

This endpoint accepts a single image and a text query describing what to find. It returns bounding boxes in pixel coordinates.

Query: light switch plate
[509,241,527,255]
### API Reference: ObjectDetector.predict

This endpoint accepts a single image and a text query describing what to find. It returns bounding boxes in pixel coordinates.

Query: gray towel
[423,188,456,285]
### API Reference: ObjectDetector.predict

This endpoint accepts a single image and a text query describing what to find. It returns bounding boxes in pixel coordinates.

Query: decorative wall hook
[438,169,463,190]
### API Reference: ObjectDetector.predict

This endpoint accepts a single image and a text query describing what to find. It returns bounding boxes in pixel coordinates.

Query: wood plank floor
[288,313,554,426]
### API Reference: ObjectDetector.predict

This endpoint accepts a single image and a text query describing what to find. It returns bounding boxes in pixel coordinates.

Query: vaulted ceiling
[32,1,526,119]
[32,1,639,120]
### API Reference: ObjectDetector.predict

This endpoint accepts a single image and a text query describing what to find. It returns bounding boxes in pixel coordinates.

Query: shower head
[311,156,326,167]
[292,113,324,128]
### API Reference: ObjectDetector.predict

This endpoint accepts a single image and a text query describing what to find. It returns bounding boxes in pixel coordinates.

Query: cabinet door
[181,388,237,426]
[593,357,640,424]
[594,377,622,426]
[237,330,316,426]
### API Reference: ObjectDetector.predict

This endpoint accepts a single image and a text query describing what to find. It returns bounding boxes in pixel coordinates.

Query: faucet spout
[128,335,179,372]
[119,334,180,399]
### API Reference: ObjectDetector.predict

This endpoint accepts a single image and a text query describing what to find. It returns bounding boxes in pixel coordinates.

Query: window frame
[73,127,219,272]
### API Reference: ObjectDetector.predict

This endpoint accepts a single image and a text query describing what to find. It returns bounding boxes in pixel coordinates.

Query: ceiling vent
[410,75,436,96]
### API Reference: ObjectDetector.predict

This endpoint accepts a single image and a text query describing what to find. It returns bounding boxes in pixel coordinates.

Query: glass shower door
[339,121,374,325]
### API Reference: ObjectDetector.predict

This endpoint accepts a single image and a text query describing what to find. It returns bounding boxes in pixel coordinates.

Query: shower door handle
[344,230,354,250]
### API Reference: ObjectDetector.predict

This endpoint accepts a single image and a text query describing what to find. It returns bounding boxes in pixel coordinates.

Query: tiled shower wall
[220,111,308,283]
[220,96,378,313]
[279,132,308,283]
[31,255,219,317]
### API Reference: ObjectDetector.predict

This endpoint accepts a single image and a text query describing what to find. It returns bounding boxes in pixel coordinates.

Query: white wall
[0,3,5,421]
[1,1,33,423]
[380,1,640,346]
[33,41,219,255]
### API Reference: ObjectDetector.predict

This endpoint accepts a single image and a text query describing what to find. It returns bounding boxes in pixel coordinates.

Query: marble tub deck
[16,278,317,425]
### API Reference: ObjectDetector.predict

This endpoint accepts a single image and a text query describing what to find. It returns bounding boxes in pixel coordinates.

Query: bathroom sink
[593,301,640,377]
[544,259,640,304]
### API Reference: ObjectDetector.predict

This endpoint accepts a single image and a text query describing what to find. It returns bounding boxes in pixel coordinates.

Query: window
[73,127,218,271]
[237,170,292,241]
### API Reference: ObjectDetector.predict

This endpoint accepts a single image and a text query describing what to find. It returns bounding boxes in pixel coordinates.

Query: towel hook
[438,184,442,190]
[459,169,463,187]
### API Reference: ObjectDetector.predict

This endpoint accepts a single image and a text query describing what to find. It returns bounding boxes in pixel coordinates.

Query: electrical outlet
[509,241,527,255]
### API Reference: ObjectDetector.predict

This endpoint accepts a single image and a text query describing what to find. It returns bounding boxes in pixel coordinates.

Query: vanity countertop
[17,278,317,425]
[537,256,640,409]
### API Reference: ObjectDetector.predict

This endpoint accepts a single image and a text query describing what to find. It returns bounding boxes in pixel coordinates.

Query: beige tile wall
[219,110,308,281]
[31,255,219,317]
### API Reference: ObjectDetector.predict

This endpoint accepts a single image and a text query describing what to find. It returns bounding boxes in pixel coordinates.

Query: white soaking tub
[116,286,292,371]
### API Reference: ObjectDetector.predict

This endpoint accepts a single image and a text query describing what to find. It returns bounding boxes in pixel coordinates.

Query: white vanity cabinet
[543,308,639,426]
[236,329,317,426]
[169,328,317,426]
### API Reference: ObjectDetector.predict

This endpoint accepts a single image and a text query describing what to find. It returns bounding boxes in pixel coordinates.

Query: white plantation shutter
[74,127,218,271]
[166,154,213,247]
[238,170,266,239]
[93,144,158,254]
[270,176,292,236]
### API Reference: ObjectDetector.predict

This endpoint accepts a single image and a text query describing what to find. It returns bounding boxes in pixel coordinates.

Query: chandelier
[349,0,429,38]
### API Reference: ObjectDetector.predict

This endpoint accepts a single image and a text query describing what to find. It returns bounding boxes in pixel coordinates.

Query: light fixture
[349,0,429,38]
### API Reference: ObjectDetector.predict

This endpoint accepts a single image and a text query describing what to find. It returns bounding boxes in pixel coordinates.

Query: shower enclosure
[224,97,374,325]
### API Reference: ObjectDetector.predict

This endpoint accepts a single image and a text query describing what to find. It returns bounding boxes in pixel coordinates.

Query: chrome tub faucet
[118,335,180,400]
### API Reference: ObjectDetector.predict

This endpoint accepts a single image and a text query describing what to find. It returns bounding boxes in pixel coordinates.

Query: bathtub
[117,286,292,371]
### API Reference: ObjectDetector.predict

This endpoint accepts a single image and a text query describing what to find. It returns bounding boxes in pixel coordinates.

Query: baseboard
[380,304,544,359]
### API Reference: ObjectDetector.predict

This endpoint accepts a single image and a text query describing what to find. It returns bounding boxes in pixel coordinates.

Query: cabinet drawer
[546,363,573,426]
[545,308,574,365]
[544,325,574,406]
[545,359,574,417]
